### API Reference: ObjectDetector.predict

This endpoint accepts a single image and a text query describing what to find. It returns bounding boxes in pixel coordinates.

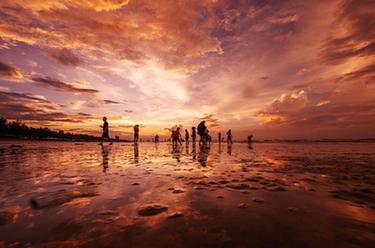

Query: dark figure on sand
[172,127,182,146]
[197,121,207,145]
[133,124,139,143]
[227,129,233,144]
[191,127,196,142]
[248,135,253,143]
[155,134,159,143]
[185,129,189,143]
[100,117,112,145]
[218,132,221,143]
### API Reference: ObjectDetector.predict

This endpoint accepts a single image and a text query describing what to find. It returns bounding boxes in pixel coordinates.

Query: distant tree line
[0,118,99,141]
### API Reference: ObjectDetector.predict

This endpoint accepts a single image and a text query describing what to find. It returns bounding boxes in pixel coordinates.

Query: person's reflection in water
[227,143,232,156]
[101,144,112,173]
[248,143,253,150]
[185,141,190,155]
[218,141,222,154]
[172,143,181,162]
[198,143,210,167]
[134,143,139,164]
[192,142,196,160]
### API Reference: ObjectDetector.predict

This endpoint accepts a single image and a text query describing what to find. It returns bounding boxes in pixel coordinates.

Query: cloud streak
[0,61,23,79]
[31,76,99,94]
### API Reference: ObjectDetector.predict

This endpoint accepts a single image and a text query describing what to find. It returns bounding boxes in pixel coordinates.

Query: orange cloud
[0,0,130,12]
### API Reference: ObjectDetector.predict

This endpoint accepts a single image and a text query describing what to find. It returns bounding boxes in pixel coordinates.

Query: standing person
[197,121,207,145]
[155,134,159,143]
[218,132,222,143]
[100,117,112,145]
[227,129,233,144]
[191,127,196,142]
[205,129,211,145]
[133,124,139,143]
[185,129,189,143]
[172,127,182,146]
[248,135,253,144]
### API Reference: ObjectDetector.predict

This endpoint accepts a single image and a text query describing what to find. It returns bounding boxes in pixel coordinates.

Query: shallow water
[0,141,374,247]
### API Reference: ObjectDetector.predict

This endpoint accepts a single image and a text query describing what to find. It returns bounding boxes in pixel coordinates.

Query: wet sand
[0,141,374,247]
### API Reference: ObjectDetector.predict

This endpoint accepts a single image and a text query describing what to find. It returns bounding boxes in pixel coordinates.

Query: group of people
[169,121,235,146]
[99,117,244,145]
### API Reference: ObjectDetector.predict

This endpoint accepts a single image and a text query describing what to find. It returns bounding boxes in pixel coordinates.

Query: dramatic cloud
[31,76,99,94]
[103,99,121,104]
[49,48,83,66]
[0,0,374,139]
[0,61,23,79]
[321,0,375,64]
[0,0,130,12]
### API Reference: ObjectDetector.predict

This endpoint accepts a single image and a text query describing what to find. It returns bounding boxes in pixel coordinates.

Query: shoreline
[1,137,374,143]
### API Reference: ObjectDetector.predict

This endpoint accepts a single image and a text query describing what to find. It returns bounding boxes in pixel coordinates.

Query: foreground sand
[0,141,374,247]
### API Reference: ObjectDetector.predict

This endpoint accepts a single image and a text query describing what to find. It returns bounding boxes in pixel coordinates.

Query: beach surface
[0,141,374,247]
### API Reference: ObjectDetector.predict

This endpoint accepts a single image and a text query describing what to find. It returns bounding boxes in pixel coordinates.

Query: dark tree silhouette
[0,118,99,141]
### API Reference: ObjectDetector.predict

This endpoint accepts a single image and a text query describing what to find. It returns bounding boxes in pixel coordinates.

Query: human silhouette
[191,127,196,142]
[155,134,159,143]
[197,121,207,145]
[133,124,139,143]
[100,117,112,145]
[172,127,182,146]
[248,135,253,144]
[226,129,233,144]
[185,129,189,143]
[205,129,211,145]
[218,132,221,143]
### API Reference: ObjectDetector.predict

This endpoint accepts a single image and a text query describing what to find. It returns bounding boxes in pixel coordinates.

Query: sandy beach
[0,141,374,247]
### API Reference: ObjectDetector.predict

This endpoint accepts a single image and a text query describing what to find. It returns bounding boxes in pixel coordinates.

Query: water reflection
[0,141,374,247]
[172,143,181,162]
[185,142,189,155]
[134,143,139,163]
[198,143,210,167]
[192,142,196,160]
[227,143,232,155]
[101,144,111,173]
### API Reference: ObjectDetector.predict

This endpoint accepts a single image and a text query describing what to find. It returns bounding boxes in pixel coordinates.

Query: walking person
[100,117,112,145]
[172,127,182,146]
[133,124,139,143]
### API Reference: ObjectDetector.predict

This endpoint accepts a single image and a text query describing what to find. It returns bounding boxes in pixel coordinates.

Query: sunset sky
[0,0,374,140]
